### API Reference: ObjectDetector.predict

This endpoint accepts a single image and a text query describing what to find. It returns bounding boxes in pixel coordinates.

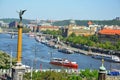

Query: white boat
[28,32,35,37]
[35,36,41,42]
[92,55,120,63]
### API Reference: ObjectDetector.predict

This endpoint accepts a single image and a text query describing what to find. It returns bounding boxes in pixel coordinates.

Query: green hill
[0,18,32,24]
[53,20,120,26]
[1,18,120,26]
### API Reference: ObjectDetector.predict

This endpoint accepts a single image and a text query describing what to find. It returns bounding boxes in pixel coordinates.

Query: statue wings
[17,10,27,21]
[21,10,27,15]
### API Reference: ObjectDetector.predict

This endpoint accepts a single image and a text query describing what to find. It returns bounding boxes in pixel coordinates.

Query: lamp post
[8,45,12,77]
[32,44,39,70]
[30,67,33,80]
[109,50,112,71]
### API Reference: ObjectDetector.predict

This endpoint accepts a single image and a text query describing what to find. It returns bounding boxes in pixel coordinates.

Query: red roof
[99,29,120,35]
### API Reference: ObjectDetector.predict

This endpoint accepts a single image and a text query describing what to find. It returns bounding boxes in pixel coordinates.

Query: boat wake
[37,58,50,63]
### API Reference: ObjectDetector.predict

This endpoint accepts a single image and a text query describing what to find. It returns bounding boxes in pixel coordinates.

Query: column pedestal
[12,63,26,80]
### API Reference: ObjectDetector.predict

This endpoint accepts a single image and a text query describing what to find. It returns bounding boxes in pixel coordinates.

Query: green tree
[0,51,16,69]
[69,32,76,37]
[89,35,98,43]
[22,27,31,33]
[116,41,120,50]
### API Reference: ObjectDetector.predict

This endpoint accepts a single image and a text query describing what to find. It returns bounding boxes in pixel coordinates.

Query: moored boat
[28,32,35,37]
[50,58,78,69]
[58,48,74,54]
[92,55,120,63]
[35,36,41,42]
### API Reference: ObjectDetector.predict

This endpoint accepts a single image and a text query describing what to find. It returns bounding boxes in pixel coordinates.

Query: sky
[0,0,120,20]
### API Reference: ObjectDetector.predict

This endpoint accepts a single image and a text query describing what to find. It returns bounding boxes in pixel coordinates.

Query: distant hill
[0,18,32,24]
[53,20,120,26]
[1,18,120,26]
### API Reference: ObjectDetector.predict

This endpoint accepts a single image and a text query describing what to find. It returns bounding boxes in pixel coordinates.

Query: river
[0,33,120,70]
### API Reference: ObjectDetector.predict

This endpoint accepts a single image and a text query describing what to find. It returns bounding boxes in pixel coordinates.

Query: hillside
[1,18,120,26]
[0,18,32,24]
[53,20,120,26]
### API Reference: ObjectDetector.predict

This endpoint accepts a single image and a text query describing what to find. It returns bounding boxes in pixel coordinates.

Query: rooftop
[98,29,120,35]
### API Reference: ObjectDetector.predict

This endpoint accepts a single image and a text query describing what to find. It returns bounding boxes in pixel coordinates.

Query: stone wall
[106,76,120,80]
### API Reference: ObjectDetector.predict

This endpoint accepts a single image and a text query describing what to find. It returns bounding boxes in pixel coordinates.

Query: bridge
[0,28,18,34]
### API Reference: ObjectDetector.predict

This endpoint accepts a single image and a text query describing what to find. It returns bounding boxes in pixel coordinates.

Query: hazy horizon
[0,0,120,20]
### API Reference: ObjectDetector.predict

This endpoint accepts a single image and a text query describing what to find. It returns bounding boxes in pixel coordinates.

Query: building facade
[39,26,59,31]
[30,25,59,32]
[62,20,97,37]
[9,21,18,28]
[0,21,8,27]
[98,28,120,44]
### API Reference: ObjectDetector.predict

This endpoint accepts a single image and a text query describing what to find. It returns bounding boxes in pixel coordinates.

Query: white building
[0,21,8,27]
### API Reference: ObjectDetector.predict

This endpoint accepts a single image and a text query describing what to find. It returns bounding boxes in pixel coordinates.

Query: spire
[99,57,106,73]
[99,58,106,71]
[98,57,106,80]
[102,58,104,67]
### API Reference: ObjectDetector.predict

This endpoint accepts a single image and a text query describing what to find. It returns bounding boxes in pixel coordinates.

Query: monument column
[17,22,23,64]
[12,10,26,80]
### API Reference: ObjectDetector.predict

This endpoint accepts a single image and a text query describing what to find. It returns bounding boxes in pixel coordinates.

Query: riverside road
[0,33,120,70]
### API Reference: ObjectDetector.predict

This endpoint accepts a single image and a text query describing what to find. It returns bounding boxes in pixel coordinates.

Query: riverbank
[36,35,120,59]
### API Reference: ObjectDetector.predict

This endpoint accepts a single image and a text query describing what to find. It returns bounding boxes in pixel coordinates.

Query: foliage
[0,51,16,69]
[64,34,120,51]
[89,35,98,43]
[23,69,98,80]
[53,20,70,26]
[52,20,120,26]
[116,41,120,50]
[47,28,119,50]
[80,69,98,80]
[42,30,62,38]
[22,27,31,33]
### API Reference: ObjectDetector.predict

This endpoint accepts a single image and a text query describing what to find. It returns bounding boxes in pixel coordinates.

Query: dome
[99,65,106,71]
[99,59,106,71]
[70,19,76,24]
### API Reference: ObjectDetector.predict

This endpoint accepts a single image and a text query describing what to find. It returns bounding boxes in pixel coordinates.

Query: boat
[58,48,74,54]
[28,32,35,37]
[11,34,15,39]
[35,36,41,42]
[50,58,78,69]
[92,55,120,63]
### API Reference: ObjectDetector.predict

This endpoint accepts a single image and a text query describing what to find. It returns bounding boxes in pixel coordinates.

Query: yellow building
[0,27,2,33]
[62,20,96,37]
[39,26,59,31]
[31,26,59,32]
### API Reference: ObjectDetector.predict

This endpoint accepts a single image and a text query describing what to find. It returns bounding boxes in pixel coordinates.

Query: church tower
[98,58,106,80]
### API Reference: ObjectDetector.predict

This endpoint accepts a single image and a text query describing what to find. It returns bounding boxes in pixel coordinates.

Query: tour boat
[92,55,120,63]
[50,58,78,69]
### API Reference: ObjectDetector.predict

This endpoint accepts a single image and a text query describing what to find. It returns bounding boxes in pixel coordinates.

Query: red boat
[50,58,78,69]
